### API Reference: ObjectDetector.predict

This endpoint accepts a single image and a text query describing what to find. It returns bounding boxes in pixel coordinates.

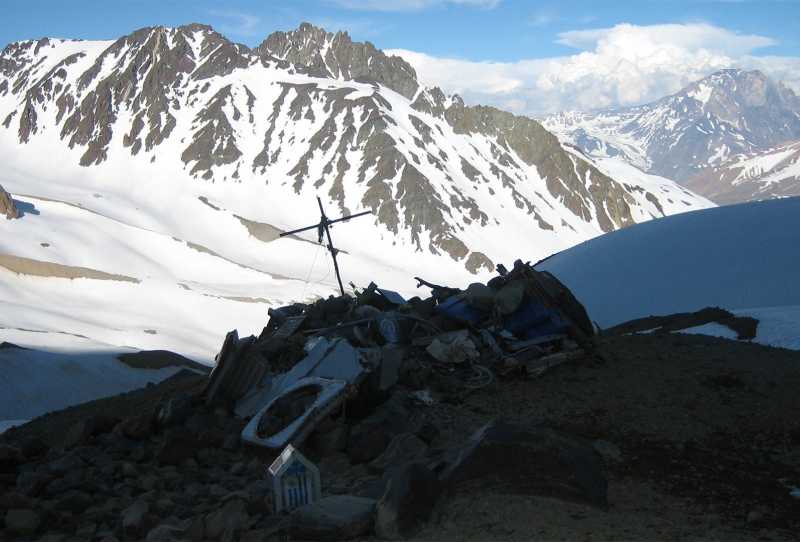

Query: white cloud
[328,0,500,11]
[557,23,775,55]
[207,10,261,37]
[387,23,798,115]
[530,10,558,27]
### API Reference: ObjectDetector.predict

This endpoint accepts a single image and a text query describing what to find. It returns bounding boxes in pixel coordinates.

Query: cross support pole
[279,197,372,297]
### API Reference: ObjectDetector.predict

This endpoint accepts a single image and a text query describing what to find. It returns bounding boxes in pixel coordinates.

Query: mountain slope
[685,139,800,204]
[0,23,712,358]
[543,69,800,203]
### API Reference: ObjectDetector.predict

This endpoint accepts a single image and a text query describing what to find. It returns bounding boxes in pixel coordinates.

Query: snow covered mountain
[685,139,800,204]
[543,69,800,203]
[0,23,712,359]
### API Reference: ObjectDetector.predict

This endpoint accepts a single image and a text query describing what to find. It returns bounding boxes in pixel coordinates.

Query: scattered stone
[416,422,440,444]
[222,433,240,451]
[47,452,85,476]
[54,490,93,513]
[121,462,138,477]
[746,506,770,524]
[64,415,121,448]
[16,470,53,497]
[439,420,608,506]
[140,474,160,491]
[375,463,441,540]
[289,495,376,540]
[4,508,41,535]
[117,414,154,441]
[43,468,84,496]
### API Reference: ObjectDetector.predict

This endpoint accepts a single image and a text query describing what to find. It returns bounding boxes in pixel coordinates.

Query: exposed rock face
[256,22,419,100]
[685,139,800,204]
[544,69,800,203]
[0,23,711,273]
[0,184,20,219]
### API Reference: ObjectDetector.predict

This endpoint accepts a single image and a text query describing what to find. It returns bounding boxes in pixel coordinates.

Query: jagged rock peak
[680,68,800,111]
[256,22,419,99]
[0,184,20,219]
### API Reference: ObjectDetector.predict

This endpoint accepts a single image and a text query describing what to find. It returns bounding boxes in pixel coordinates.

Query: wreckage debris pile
[198,260,604,538]
[0,261,608,542]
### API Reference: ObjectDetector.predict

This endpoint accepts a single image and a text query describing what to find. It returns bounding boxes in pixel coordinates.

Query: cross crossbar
[279,197,372,296]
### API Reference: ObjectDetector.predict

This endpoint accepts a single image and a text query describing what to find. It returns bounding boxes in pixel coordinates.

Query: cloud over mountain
[388,22,800,114]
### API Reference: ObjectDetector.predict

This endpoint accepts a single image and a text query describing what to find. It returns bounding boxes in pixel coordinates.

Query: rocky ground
[1,332,799,541]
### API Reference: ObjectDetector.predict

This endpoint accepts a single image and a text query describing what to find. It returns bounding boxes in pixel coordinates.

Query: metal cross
[279,196,372,296]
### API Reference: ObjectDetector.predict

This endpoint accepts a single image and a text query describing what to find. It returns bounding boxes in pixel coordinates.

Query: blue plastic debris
[504,301,569,340]
[436,295,485,325]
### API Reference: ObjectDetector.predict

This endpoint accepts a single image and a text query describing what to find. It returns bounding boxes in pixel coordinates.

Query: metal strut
[279,196,371,296]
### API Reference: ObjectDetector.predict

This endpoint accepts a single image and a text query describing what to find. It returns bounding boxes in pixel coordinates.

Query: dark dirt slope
[2,333,799,541]
[417,332,800,541]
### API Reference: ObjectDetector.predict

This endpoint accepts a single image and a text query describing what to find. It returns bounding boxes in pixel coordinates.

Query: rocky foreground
[1,330,799,541]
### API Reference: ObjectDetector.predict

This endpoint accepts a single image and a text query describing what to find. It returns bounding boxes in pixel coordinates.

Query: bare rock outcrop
[0,184,20,219]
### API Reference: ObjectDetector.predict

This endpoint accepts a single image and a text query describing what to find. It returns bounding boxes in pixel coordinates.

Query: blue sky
[2,0,797,58]
[2,0,799,113]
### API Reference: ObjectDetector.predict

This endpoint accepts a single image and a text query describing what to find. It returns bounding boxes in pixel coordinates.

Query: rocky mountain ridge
[685,139,800,204]
[0,23,711,275]
[543,69,800,203]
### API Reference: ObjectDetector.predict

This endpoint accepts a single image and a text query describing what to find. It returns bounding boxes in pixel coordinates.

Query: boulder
[368,433,428,474]
[155,393,193,428]
[64,415,120,448]
[117,414,154,441]
[203,498,248,540]
[156,429,200,465]
[311,420,349,456]
[439,420,608,506]
[347,393,414,464]
[289,495,376,540]
[47,452,85,476]
[4,508,40,535]
[145,523,189,541]
[375,463,441,540]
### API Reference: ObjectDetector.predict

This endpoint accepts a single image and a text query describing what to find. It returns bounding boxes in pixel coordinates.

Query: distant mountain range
[0,22,711,276]
[543,69,800,204]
